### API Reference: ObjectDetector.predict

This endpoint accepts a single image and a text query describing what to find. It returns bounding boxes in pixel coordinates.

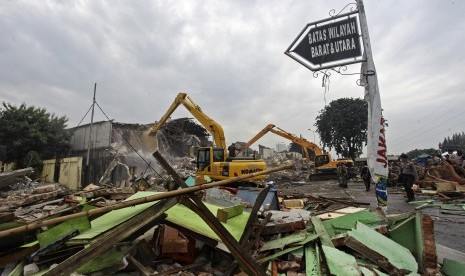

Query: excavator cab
[314,154,330,167]
[196,147,226,173]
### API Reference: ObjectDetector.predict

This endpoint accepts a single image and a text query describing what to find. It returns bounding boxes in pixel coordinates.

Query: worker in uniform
[361,165,371,191]
[399,153,418,202]
[337,163,348,188]
[228,143,237,157]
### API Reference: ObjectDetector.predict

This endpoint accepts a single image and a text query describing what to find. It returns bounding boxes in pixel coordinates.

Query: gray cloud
[1,0,464,156]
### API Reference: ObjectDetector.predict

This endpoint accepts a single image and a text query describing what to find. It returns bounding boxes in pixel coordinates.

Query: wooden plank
[321,245,361,276]
[260,231,307,252]
[305,243,321,276]
[217,204,244,223]
[155,260,209,276]
[240,186,271,244]
[262,220,306,235]
[153,151,266,276]
[311,216,334,247]
[257,246,302,263]
[344,222,418,274]
[44,198,176,276]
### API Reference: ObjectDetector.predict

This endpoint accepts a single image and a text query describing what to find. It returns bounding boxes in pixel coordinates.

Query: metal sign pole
[357,0,389,208]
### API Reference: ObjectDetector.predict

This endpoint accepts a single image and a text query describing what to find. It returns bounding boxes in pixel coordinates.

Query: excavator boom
[239,124,322,159]
[149,92,226,150]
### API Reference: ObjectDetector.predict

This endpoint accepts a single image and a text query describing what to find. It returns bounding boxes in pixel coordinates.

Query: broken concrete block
[160,225,189,254]
[345,222,418,274]
[23,263,39,275]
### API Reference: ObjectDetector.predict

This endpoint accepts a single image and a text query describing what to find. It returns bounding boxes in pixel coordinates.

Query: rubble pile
[1,147,465,276]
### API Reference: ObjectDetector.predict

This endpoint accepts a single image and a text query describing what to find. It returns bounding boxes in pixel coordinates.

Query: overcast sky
[1,0,464,156]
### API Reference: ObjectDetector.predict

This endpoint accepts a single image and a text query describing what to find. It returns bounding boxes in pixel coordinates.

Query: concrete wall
[58,157,83,190]
[41,157,83,190]
[41,159,56,183]
[70,121,112,151]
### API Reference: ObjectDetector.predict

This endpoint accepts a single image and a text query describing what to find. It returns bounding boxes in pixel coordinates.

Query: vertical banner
[358,0,388,209]
[361,62,388,208]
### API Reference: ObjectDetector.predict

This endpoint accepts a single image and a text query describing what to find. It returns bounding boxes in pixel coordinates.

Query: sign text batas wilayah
[286,16,363,71]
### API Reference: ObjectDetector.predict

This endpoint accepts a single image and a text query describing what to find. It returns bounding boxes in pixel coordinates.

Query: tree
[0,102,71,169]
[406,148,439,158]
[439,132,465,152]
[315,98,368,160]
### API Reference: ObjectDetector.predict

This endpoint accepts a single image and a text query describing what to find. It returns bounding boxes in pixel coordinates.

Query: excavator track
[308,172,338,181]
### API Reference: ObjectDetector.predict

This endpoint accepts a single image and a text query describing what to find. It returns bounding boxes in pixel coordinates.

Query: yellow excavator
[238,124,353,180]
[149,93,267,181]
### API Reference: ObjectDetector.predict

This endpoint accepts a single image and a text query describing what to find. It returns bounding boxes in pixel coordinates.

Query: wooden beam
[44,198,176,276]
[310,216,334,247]
[217,204,244,223]
[153,151,266,276]
[0,162,292,238]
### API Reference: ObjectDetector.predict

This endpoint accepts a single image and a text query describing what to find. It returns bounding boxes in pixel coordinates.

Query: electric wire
[94,101,163,178]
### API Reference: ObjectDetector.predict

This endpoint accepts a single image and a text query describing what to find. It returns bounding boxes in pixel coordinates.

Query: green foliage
[405,148,439,159]
[0,102,71,168]
[315,98,368,160]
[439,132,465,152]
[23,151,43,179]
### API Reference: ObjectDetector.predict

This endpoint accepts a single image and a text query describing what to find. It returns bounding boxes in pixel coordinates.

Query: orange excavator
[238,124,353,180]
[149,93,267,181]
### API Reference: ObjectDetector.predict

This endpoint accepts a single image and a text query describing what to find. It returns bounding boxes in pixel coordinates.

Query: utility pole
[86,83,97,185]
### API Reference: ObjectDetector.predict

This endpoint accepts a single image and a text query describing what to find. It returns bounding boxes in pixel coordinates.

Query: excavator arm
[239,124,323,160]
[149,93,227,150]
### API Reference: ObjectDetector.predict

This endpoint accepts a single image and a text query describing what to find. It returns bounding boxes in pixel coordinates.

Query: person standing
[361,165,371,191]
[337,163,348,188]
[399,153,418,202]
[228,143,237,157]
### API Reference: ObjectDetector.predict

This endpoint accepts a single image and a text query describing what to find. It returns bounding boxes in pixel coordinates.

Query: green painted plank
[347,222,418,273]
[258,246,302,263]
[295,233,320,246]
[260,231,307,252]
[38,205,93,247]
[70,192,250,244]
[76,243,134,274]
[305,243,321,276]
[359,266,376,276]
[311,216,334,247]
[443,258,465,276]
[322,210,384,236]
[165,199,250,242]
[322,245,361,276]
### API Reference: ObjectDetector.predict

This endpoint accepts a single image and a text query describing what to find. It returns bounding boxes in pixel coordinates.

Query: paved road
[277,178,465,253]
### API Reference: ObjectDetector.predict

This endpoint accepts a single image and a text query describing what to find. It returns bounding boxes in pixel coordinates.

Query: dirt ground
[277,178,465,253]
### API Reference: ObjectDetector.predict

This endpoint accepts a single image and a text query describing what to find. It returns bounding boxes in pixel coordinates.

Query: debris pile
[1,152,464,275]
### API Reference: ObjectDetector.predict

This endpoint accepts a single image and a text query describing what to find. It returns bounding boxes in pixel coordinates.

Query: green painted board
[70,192,250,244]
[322,245,361,276]
[258,246,302,263]
[260,231,308,252]
[165,199,250,242]
[70,192,160,243]
[322,210,384,236]
[305,243,321,276]
[359,266,376,276]
[443,258,465,276]
[311,216,334,247]
[76,243,134,274]
[347,222,418,273]
[38,205,93,247]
